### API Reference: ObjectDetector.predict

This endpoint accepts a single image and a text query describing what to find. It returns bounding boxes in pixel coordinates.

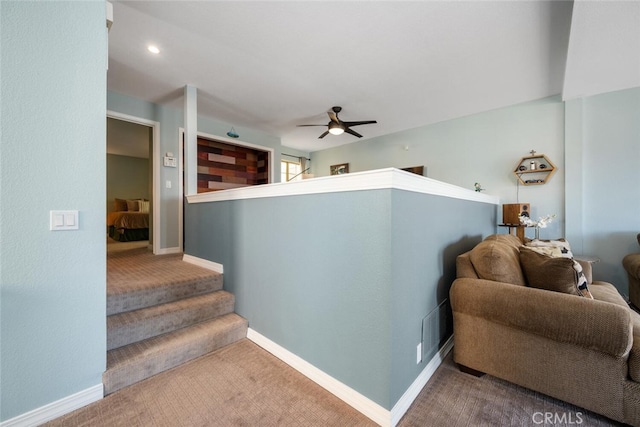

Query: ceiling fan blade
[318,130,330,139]
[344,127,363,138]
[342,120,377,127]
[297,124,327,127]
[327,111,340,124]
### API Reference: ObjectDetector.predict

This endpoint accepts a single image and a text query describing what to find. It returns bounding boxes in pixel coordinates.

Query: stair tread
[106,248,224,315]
[107,291,235,351]
[104,313,247,394]
[106,272,223,316]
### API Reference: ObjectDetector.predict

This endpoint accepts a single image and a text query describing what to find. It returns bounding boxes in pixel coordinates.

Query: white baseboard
[390,335,454,426]
[0,384,103,427]
[154,246,181,255]
[182,254,224,274]
[247,329,453,427]
[247,328,391,426]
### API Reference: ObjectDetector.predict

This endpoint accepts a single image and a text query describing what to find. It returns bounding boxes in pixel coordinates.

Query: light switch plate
[50,210,79,231]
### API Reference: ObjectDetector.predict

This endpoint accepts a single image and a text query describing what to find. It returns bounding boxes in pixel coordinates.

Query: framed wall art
[401,166,424,176]
[330,163,349,175]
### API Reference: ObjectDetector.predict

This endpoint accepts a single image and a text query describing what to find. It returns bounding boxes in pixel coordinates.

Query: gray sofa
[450,234,640,425]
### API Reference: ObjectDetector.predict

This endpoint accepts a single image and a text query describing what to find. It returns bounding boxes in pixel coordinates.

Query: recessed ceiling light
[147,45,160,54]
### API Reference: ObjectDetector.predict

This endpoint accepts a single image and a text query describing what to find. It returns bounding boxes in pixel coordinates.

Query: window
[281,160,302,182]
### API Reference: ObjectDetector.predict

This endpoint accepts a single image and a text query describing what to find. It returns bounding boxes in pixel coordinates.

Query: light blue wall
[106,154,149,213]
[0,1,106,422]
[185,191,394,406]
[310,97,566,239]
[184,187,496,409]
[308,90,640,292]
[389,191,495,404]
[107,91,282,249]
[566,87,640,295]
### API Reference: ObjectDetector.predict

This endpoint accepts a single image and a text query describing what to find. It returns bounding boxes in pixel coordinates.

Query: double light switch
[50,210,79,231]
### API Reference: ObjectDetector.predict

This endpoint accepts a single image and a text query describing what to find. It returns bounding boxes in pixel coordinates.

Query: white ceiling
[563,0,640,100]
[107,1,640,153]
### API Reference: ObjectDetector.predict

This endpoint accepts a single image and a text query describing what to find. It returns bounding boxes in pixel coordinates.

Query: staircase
[103,248,247,395]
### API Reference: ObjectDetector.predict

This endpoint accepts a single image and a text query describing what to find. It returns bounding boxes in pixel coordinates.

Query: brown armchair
[451,234,640,425]
[622,233,640,309]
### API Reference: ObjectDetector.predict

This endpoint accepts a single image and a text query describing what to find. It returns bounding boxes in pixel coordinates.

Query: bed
[108,198,150,242]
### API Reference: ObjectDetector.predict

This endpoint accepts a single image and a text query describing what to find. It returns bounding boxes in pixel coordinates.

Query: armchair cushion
[483,233,522,249]
[469,240,526,286]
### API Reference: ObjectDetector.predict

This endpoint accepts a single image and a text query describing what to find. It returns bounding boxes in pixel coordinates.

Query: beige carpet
[107,236,149,252]
[46,339,374,427]
[45,339,620,427]
[399,353,620,427]
[106,247,223,316]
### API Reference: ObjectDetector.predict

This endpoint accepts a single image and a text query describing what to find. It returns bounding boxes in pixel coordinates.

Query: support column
[564,98,585,255]
[184,85,198,196]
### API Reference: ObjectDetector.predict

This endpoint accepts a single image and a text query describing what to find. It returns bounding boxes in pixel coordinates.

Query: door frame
[107,110,160,254]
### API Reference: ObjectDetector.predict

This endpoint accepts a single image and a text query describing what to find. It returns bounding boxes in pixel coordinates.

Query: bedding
[107,211,149,242]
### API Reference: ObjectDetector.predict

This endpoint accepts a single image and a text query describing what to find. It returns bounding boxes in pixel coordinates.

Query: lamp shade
[328,122,344,135]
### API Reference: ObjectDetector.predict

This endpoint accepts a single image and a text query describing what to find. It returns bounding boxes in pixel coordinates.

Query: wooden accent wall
[197,138,269,193]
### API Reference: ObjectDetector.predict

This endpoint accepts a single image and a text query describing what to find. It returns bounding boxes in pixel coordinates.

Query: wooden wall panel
[197,138,270,193]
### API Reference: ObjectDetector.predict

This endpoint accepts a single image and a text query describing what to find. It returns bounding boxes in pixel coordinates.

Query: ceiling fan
[298,106,377,139]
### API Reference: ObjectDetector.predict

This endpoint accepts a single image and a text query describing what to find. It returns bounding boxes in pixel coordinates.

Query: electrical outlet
[416,342,422,364]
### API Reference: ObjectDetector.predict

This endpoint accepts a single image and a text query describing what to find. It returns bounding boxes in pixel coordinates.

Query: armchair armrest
[623,253,640,279]
[450,278,633,358]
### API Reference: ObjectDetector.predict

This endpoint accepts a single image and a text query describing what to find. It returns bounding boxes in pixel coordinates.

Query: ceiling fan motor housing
[297,106,376,139]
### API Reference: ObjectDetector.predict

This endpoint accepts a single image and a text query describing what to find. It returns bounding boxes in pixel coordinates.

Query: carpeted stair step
[107,266,223,316]
[107,291,236,351]
[103,313,248,395]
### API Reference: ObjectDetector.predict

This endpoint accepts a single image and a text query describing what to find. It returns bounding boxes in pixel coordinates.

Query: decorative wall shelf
[513,152,556,186]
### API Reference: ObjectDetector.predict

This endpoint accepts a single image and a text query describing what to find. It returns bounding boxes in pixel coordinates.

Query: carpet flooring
[106,247,222,316]
[45,339,621,427]
[399,353,621,427]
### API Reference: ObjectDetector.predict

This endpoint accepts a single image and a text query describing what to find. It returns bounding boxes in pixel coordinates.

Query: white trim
[154,246,181,255]
[248,329,391,426]
[182,254,223,274]
[247,328,454,427]
[178,128,184,253]
[187,168,499,205]
[107,110,161,255]
[0,384,103,427]
[390,335,454,426]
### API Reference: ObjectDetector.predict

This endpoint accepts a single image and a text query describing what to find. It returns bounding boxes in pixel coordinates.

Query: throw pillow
[469,240,527,286]
[114,198,128,212]
[526,238,572,257]
[519,247,593,299]
[138,200,149,213]
[126,199,140,212]
[523,245,570,259]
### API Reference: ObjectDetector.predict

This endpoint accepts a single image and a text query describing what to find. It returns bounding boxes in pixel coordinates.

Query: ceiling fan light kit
[328,122,345,135]
[298,106,377,139]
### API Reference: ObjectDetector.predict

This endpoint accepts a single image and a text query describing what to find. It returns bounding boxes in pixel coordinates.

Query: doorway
[106,111,160,254]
